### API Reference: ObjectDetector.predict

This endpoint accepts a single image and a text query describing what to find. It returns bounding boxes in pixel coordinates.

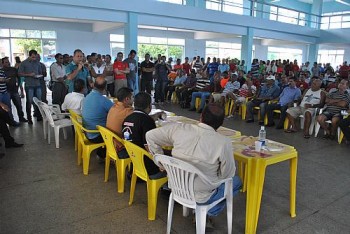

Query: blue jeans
[190,92,210,110]
[25,86,42,120]
[155,79,168,102]
[0,92,15,122]
[127,78,136,92]
[199,175,242,217]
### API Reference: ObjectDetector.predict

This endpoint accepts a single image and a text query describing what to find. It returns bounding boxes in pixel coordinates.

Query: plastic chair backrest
[39,102,56,126]
[69,109,82,122]
[33,97,46,118]
[70,117,99,142]
[154,154,216,206]
[124,140,153,181]
[97,125,124,161]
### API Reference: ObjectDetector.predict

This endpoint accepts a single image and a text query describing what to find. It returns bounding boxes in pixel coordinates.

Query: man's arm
[66,63,83,80]
[146,124,175,156]
[218,139,236,180]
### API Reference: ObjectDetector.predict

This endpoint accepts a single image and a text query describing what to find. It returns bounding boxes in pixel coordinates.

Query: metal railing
[157,0,350,29]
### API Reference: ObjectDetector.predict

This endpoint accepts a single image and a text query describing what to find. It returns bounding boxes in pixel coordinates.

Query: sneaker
[19,118,28,122]
[5,142,24,148]
[226,115,234,119]
[246,119,254,123]
[28,119,33,125]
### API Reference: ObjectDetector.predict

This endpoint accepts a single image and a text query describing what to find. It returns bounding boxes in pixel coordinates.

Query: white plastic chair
[39,102,73,148]
[314,108,342,141]
[33,97,70,139]
[154,154,233,234]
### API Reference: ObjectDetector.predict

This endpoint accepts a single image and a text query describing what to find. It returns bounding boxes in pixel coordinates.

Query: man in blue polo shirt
[82,76,113,160]
[266,78,302,129]
[66,49,90,94]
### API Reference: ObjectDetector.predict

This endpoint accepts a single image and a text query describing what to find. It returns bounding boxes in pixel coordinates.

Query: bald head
[94,76,107,91]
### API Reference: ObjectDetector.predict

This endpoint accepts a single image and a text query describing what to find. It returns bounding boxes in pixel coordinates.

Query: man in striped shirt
[188,75,213,113]
[0,68,19,126]
[317,79,350,139]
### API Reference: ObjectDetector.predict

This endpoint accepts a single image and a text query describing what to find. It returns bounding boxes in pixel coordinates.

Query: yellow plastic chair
[195,97,201,110]
[224,98,234,116]
[124,140,168,221]
[263,109,289,129]
[70,117,105,175]
[97,126,131,193]
[69,110,82,152]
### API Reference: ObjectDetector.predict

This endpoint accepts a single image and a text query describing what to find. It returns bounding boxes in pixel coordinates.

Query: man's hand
[0,103,9,112]
[77,63,83,71]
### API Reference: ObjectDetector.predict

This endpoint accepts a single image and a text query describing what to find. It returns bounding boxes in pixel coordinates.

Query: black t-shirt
[122,110,159,175]
[2,67,19,93]
[140,61,154,81]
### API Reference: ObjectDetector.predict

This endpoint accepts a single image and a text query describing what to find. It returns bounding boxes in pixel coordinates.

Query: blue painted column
[186,0,195,7]
[241,27,254,72]
[196,0,206,9]
[310,0,323,29]
[307,44,319,63]
[125,12,139,93]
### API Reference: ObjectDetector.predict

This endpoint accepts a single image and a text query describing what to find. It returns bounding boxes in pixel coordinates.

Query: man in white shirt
[62,79,85,114]
[51,53,68,107]
[146,103,242,217]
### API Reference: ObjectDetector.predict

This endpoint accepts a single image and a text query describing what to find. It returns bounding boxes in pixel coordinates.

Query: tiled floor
[1,97,350,233]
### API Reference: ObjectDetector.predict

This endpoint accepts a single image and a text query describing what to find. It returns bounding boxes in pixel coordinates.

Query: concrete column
[310,0,323,29]
[196,0,206,8]
[186,0,195,7]
[125,12,139,93]
[125,12,138,55]
[307,44,319,63]
[241,27,254,72]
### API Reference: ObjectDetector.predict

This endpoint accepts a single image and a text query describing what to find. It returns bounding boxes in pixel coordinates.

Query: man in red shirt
[182,57,191,75]
[339,61,349,79]
[113,52,130,96]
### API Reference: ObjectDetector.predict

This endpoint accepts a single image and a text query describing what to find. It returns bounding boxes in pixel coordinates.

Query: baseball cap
[266,75,275,81]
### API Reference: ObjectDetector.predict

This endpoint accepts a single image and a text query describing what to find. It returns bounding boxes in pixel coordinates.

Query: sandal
[303,134,310,139]
[284,129,297,133]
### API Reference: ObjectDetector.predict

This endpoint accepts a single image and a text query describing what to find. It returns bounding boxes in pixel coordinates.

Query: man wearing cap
[265,77,302,129]
[246,75,280,124]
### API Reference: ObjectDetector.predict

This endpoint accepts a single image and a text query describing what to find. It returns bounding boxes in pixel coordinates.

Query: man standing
[207,57,219,83]
[140,53,154,95]
[154,55,171,104]
[1,57,26,122]
[65,49,89,95]
[18,49,43,124]
[146,103,242,216]
[37,54,48,103]
[103,55,114,97]
[265,78,301,129]
[113,52,129,96]
[51,53,68,108]
[124,50,137,91]
[182,57,191,75]
[82,76,114,160]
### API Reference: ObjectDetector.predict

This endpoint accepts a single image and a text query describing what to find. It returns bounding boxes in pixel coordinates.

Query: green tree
[138,44,166,60]
[15,39,42,55]
[168,46,183,60]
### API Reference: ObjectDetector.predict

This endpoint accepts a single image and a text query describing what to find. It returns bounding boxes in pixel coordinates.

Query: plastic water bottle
[259,126,266,146]
[123,131,131,141]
